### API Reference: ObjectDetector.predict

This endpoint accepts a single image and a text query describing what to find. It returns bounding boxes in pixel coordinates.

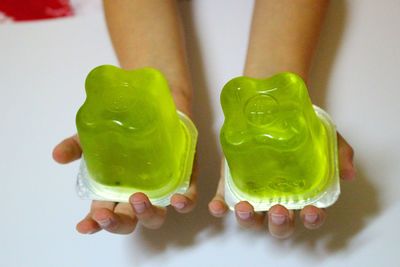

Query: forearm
[244,0,329,80]
[103,0,192,114]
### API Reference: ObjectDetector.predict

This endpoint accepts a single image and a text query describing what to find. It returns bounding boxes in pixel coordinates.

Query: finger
[234,201,265,229]
[299,205,327,230]
[208,158,229,218]
[52,134,82,164]
[129,192,167,229]
[92,203,137,235]
[76,215,101,234]
[268,205,295,239]
[171,157,198,213]
[337,133,356,180]
[76,200,116,234]
[170,192,196,214]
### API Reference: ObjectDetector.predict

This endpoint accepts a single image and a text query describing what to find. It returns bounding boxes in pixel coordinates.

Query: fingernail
[212,209,226,217]
[133,202,147,214]
[173,202,185,210]
[237,211,252,220]
[96,218,112,228]
[305,214,318,224]
[271,214,286,225]
[210,209,226,217]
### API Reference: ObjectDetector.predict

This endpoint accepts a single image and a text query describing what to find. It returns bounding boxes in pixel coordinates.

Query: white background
[1,0,399,266]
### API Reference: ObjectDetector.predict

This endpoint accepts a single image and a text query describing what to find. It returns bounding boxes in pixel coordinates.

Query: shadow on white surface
[300,0,381,253]
[292,167,380,253]
[309,0,346,108]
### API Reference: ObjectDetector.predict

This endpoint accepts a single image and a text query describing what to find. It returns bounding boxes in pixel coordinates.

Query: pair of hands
[53,131,355,239]
[53,95,355,239]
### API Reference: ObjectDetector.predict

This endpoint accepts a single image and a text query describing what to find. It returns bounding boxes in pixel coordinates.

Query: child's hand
[208,132,355,239]
[52,133,197,235]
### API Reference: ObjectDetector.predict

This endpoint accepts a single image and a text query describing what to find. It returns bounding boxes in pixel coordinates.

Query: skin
[208,0,356,239]
[53,0,196,235]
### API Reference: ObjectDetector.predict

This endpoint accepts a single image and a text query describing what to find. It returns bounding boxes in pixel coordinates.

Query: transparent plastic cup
[76,65,197,206]
[220,72,339,211]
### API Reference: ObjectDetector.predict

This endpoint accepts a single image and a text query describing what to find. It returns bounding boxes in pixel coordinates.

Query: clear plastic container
[75,65,197,206]
[220,72,339,211]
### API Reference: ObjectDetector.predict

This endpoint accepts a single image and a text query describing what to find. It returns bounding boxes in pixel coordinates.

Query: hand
[208,132,356,239]
[52,131,197,235]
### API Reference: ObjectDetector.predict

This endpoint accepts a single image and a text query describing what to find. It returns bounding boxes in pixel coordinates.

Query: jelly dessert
[76,65,197,205]
[220,72,339,211]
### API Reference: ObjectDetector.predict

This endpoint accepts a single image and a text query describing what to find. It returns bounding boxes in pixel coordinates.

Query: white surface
[1,0,399,266]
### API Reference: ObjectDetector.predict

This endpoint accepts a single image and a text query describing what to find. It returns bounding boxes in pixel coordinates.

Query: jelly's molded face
[221,72,314,149]
[102,82,136,113]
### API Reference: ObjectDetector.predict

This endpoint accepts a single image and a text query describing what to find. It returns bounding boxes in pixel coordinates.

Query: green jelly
[76,65,197,205]
[220,73,339,211]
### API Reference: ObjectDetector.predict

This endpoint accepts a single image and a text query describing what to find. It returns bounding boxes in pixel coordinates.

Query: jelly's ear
[127,68,172,99]
[123,68,179,116]
[266,72,309,102]
[84,65,123,97]
[220,77,256,120]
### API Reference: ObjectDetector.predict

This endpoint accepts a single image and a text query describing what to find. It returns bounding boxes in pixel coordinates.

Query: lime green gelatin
[220,73,339,210]
[76,65,197,204]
